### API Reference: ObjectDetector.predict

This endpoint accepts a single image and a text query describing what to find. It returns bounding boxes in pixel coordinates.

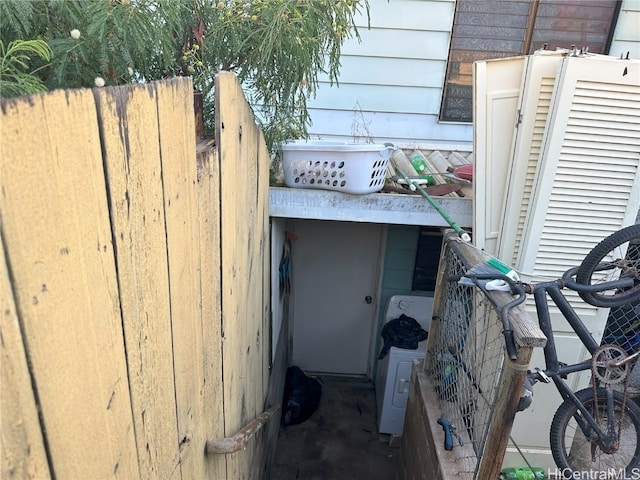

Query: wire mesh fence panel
[426,244,504,476]
[601,242,640,392]
[424,233,546,479]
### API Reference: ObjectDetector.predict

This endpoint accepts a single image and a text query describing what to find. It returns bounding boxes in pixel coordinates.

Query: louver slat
[517,57,640,316]
[496,53,566,265]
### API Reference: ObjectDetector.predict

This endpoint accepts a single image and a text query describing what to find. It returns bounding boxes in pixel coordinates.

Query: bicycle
[467,223,640,478]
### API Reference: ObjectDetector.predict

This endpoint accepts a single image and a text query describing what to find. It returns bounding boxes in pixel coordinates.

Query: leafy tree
[0,39,51,97]
[0,0,368,151]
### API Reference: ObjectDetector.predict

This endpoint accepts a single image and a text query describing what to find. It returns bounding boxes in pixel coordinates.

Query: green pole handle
[392,158,471,242]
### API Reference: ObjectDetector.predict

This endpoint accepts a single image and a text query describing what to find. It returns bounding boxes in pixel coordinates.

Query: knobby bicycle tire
[576,224,640,308]
[550,387,640,477]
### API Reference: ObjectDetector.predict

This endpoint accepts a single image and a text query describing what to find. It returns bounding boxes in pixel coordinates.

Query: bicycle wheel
[550,388,640,477]
[576,224,640,307]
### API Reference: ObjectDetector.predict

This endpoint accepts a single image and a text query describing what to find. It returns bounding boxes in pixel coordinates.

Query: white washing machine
[376,294,434,436]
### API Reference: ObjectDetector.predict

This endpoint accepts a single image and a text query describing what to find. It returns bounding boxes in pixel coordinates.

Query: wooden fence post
[475,347,534,478]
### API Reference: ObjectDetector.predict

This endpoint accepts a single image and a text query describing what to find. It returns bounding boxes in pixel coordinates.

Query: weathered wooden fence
[1,73,273,479]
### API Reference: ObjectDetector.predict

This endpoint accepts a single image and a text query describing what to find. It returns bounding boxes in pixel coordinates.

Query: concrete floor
[271,375,399,480]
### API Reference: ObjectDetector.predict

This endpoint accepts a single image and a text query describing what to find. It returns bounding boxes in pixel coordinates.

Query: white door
[290,219,383,375]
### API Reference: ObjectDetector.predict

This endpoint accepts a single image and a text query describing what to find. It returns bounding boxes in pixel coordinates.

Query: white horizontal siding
[307,0,470,144]
[306,108,473,148]
[353,0,456,31]
[316,56,446,88]
[308,83,441,113]
[609,0,640,60]
[340,28,452,59]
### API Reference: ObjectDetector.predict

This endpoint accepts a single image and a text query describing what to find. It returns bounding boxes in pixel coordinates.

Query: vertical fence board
[255,94,273,480]
[0,91,139,479]
[216,71,270,478]
[0,241,51,480]
[95,84,180,479]
[257,163,272,479]
[156,78,208,479]
[242,89,272,480]
[195,140,227,478]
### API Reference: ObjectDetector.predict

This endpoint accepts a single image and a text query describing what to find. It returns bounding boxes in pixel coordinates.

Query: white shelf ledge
[269,187,472,228]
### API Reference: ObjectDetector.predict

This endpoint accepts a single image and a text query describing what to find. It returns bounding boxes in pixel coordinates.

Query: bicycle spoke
[577,225,640,307]
[551,388,640,476]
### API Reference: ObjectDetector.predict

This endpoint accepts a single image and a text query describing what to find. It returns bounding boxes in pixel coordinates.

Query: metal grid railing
[423,232,546,479]
[602,242,640,390]
[602,243,640,349]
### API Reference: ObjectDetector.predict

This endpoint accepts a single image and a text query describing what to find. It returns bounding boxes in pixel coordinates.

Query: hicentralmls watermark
[548,468,640,479]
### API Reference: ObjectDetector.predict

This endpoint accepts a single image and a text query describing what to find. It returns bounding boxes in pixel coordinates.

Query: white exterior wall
[306,0,639,149]
[609,0,640,60]
[306,0,473,149]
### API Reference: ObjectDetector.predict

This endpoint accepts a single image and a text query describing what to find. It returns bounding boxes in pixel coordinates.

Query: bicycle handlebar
[463,262,635,361]
[469,268,633,294]
[561,266,635,293]
[464,273,526,360]
[466,272,525,292]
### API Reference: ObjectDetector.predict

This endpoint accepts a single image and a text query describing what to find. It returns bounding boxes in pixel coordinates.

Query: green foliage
[0,39,52,97]
[199,1,366,131]
[176,0,370,150]
[0,0,183,89]
[0,0,368,151]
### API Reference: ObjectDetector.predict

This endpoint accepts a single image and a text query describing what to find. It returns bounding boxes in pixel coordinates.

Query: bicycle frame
[529,270,636,448]
[533,278,598,384]
[465,226,640,472]
[465,265,635,448]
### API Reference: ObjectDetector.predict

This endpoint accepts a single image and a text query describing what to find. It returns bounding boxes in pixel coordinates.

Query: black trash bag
[378,314,428,359]
[282,366,322,426]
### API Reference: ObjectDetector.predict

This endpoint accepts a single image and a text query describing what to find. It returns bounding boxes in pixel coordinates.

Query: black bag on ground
[282,366,322,426]
[378,313,428,359]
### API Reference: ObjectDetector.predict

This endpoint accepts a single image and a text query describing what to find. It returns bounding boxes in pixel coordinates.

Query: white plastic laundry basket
[280,141,394,194]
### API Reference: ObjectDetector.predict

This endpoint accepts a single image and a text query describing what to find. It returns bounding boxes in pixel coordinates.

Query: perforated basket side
[281,145,392,194]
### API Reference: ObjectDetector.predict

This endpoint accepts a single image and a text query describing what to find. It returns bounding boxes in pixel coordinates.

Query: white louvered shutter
[497,51,567,265]
[473,57,526,255]
[516,55,640,319]
[474,53,640,470]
